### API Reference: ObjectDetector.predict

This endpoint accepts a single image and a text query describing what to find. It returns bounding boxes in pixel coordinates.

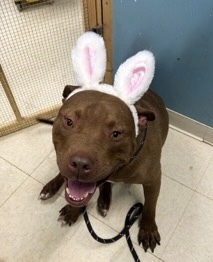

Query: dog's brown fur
[40,85,169,253]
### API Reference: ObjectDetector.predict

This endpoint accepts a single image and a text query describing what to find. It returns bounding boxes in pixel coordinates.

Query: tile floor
[0,124,213,262]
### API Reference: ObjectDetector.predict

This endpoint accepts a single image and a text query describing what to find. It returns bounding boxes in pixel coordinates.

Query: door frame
[84,0,113,84]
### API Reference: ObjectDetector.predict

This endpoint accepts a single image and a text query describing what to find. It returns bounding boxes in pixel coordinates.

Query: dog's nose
[69,155,92,175]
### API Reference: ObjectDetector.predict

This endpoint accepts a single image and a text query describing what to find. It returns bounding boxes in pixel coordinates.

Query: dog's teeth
[66,188,70,194]
[68,194,85,202]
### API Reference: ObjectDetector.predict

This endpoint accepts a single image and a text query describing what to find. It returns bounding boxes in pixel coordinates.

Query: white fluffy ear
[113,51,155,105]
[72,32,106,86]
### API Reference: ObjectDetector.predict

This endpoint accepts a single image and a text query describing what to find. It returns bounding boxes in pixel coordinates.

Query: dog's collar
[129,124,147,163]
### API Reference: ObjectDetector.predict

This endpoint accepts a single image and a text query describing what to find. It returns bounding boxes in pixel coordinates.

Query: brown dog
[40,84,168,252]
[39,32,169,253]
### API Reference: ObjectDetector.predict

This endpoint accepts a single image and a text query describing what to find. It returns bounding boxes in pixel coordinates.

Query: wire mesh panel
[0,81,16,125]
[0,0,86,136]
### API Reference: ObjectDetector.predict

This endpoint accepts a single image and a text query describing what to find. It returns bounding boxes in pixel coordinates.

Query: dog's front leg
[97,181,112,217]
[39,173,64,200]
[138,176,161,253]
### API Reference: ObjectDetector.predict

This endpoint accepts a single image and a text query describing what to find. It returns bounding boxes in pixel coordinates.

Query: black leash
[82,202,143,262]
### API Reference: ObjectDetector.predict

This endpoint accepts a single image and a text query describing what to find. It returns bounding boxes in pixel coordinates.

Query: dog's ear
[71,32,106,86]
[62,85,80,103]
[135,105,155,126]
[113,51,155,105]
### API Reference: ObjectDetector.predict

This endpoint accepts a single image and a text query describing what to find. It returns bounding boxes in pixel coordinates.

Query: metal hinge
[91,25,103,36]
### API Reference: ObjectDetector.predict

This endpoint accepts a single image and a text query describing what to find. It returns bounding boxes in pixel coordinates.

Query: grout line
[29,175,65,200]
[0,156,30,176]
[0,175,29,208]
[86,212,122,234]
[160,190,196,258]
[29,149,55,176]
[157,174,200,257]
[158,258,166,262]
[130,239,163,261]
[194,189,213,202]
[194,153,213,193]
[159,172,213,256]
[162,173,196,192]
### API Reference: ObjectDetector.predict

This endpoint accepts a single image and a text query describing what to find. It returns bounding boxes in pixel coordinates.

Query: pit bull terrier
[39,32,169,253]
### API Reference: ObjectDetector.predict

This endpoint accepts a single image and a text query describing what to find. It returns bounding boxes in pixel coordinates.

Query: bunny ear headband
[67,32,155,136]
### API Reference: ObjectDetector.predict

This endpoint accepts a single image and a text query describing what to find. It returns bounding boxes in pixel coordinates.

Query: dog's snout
[69,155,92,175]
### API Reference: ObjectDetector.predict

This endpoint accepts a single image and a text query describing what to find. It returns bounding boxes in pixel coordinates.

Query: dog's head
[53,32,155,207]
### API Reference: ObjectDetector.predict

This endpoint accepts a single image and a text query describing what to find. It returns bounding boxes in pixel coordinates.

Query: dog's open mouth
[65,179,97,207]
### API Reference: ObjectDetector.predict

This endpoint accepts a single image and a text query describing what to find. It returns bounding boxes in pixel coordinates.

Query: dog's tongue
[68,179,96,198]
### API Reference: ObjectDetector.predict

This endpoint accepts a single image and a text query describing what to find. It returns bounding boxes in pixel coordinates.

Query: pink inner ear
[128,66,146,93]
[138,115,147,126]
[85,47,93,77]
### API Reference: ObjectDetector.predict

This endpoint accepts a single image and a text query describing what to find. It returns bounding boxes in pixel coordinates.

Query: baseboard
[167,109,213,145]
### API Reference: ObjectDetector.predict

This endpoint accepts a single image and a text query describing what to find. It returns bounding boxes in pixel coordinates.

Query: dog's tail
[36,118,54,125]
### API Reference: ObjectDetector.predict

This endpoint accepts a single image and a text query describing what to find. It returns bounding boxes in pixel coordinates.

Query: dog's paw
[138,227,161,253]
[97,195,111,217]
[58,205,82,226]
[39,174,64,200]
[39,184,56,200]
[97,200,109,217]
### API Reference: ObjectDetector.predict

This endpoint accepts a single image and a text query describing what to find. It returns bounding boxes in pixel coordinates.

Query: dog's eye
[110,131,122,140]
[112,131,120,138]
[65,118,73,127]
